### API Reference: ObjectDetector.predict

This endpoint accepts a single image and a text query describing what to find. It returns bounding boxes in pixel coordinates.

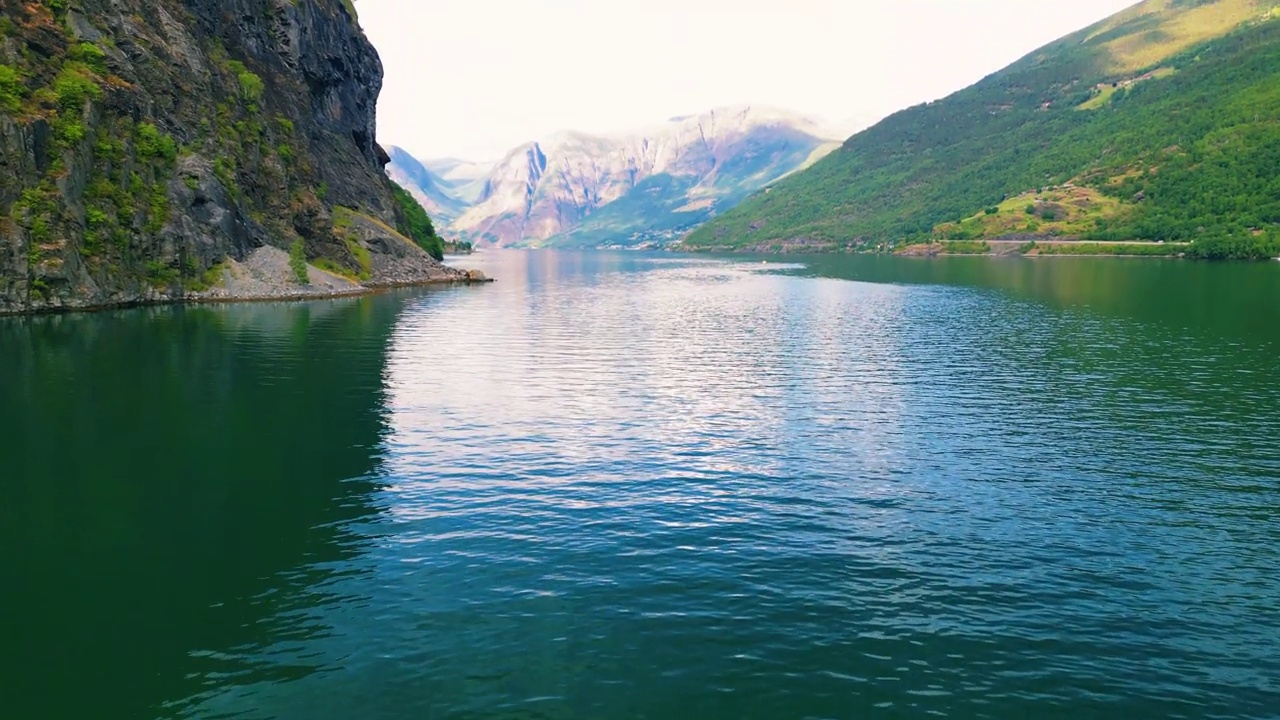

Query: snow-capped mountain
[388,106,842,248]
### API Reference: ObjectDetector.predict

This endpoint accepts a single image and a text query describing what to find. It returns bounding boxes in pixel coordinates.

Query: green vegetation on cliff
[391,184,445,261]
[0,0,453,313]
[684,0,1280,260]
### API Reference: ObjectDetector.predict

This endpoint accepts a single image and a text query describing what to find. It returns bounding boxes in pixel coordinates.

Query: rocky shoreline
[0,245,490,317]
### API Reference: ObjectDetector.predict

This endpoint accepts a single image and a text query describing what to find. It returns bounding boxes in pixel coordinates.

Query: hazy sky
[358,0,1138,161]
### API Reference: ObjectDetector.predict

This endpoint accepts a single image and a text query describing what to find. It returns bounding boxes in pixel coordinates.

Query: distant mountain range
[387,106,841,248]
[385,148,470,227]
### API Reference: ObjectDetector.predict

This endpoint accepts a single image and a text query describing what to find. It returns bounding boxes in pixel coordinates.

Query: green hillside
[683,0,1280,260]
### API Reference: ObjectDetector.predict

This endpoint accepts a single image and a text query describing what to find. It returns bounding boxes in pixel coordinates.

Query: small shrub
[29,214,51,245]
[0,64,24,114]
[289,239,309,284]
[56,120,87,146]
[53,66,101,111]
[228,60,264,102]
[70,43,107,73]
[144,260,179,287]
[94,134,125,161]
[86,179,115,200]
[143,184,169,233]
[81,230,103,257]
[1024,204,1037,215]
[984,206,999,215]
[213,157,240,198]
[135,122,177,162]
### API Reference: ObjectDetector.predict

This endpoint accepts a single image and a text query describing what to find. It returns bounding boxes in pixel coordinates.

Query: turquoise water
[2,251,1279,719]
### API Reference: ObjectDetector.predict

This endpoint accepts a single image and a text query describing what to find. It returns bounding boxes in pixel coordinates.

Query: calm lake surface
[3,251,1279,719]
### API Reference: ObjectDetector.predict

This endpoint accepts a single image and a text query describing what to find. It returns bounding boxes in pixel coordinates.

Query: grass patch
[331,208,375,280]
[184,261,227,292]
[1096,0,1265,73]
[313,258,358,281]
[344,237,372,279]
[935,185,1129,241]
[1077,84,1119,110]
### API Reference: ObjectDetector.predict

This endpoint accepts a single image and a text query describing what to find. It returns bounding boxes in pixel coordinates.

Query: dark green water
[2,252,1278,719]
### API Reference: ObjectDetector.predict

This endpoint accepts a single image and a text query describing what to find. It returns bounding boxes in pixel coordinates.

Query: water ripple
[180,252,1280,719]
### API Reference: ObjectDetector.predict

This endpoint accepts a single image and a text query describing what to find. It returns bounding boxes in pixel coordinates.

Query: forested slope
[684,0,1280,259]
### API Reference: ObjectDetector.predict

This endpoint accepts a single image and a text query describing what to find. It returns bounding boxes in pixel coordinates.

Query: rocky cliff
[437,106,839,248]
[0,0,462,314]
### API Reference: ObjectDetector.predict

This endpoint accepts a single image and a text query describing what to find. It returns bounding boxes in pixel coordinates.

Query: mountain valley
[387,106,840,249]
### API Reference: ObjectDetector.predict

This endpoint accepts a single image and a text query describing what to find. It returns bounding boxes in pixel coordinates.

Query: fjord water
[3,252,1279,719]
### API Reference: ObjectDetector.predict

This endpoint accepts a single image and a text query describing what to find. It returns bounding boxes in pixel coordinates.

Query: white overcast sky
[357,0,1138,161]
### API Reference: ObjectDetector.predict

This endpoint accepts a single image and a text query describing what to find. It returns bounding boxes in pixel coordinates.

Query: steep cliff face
[0,0,460,314]
[445,106,840,248]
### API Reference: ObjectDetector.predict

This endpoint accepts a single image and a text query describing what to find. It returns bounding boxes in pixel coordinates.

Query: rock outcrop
[0,0,462,314]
